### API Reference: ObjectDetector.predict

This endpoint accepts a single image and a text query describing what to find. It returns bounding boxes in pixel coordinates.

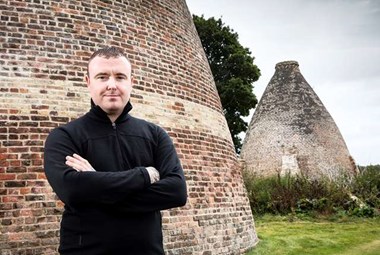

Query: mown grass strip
[246,216,380,255]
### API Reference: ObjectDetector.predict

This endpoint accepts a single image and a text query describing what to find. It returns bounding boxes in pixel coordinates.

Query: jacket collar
[89,99,133,123]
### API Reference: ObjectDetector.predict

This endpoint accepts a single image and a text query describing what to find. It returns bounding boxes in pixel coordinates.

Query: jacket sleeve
[116,127,187,212]
[44,127,151,207]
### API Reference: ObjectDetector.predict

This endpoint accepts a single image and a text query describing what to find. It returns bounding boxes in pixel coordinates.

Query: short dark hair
[87,46,130,76]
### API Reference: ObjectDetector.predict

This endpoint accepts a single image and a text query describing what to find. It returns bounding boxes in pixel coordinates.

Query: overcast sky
[186,0,380,166]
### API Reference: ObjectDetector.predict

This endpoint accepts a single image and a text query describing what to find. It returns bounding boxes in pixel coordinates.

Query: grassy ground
[246,215,380,255]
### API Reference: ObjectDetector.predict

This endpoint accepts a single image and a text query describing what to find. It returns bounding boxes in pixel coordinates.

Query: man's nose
[107,77,117,90]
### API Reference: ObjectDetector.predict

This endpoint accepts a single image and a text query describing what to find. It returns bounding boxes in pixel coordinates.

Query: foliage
[352,164,380,209]
[193,15,260,153]
[243,165,380,218]
[243,172,275,215]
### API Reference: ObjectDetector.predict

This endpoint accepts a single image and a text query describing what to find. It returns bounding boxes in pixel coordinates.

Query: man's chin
[101,103,125,113]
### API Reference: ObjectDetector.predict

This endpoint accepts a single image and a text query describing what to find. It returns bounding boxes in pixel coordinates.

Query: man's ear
[85,75,90,88]
[131,76,135,87]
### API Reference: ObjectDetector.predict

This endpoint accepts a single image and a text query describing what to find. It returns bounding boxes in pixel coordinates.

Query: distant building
[241,61,357,179]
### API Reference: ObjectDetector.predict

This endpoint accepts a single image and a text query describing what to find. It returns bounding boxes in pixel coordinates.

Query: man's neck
[108,114,119,123]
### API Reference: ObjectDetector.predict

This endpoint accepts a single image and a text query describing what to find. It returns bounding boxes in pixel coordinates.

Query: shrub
[243,165,380,218]
[352,165,380,209]
[243,171,276,215]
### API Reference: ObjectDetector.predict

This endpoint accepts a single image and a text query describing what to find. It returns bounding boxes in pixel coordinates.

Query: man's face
[86,56,134,120]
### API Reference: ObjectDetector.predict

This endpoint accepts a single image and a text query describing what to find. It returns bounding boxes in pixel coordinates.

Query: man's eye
[117,76,127,80]
[97,76,108,80]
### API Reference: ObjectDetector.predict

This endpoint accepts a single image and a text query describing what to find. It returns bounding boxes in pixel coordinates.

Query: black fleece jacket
[44,102,187,255]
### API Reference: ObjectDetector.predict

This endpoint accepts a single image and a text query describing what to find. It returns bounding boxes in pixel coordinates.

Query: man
[44,46,187,254]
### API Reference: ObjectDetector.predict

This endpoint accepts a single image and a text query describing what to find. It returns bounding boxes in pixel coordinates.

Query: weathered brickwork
[0,0,257,254]
[241,61,356,179]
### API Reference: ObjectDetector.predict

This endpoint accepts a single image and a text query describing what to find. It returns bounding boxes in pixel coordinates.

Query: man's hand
[146,166,160,184]
[66,154,96,172]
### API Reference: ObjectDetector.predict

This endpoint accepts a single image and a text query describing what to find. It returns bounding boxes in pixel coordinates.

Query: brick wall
[241,61,356,179]
[0,0,257,254]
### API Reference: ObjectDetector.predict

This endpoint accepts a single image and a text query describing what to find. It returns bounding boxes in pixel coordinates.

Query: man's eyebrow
[94,72,109,77]
[115,73,129,79]
[115,72,128,76]
[93,72,129,78]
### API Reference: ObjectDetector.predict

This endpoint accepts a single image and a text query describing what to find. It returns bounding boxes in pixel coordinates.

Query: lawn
[246,215,380,255]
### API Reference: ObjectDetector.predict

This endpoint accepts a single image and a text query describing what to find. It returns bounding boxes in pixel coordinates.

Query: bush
[243,172,276,215]
[352,165,380,209]
[296,198,330,214]
[243,165,380,218]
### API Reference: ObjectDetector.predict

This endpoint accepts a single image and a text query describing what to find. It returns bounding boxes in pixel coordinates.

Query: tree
[193,15,260,153]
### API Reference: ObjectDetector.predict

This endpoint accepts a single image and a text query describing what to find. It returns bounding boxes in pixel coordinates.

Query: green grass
[246,215,380,255]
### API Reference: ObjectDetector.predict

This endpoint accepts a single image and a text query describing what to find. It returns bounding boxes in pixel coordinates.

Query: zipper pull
[112,123,116,130]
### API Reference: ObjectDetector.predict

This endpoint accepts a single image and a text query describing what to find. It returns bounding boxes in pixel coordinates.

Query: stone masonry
[241,61,356,179]
[0,1,257,254]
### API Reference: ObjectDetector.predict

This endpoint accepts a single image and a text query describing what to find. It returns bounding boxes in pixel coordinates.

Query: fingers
[65,155,84,171]
[146,166,160,184]
[72,153,87,162]
[65,154,96,172]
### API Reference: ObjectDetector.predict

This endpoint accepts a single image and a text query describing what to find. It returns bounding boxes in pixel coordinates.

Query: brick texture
[0,0,257,254]
[241,61,357,179]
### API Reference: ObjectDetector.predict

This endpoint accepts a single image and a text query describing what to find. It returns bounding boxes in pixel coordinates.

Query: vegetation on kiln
[243,164,380,217]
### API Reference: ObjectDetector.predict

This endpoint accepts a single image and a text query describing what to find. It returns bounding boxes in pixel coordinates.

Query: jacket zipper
[112,122,125,170]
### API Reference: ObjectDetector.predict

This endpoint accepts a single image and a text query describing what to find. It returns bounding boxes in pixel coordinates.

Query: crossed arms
[44,126,187,212]
[65,153,160,184]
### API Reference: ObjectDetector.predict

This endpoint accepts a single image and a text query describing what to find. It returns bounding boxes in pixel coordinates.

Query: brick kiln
[0,1,257,254]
